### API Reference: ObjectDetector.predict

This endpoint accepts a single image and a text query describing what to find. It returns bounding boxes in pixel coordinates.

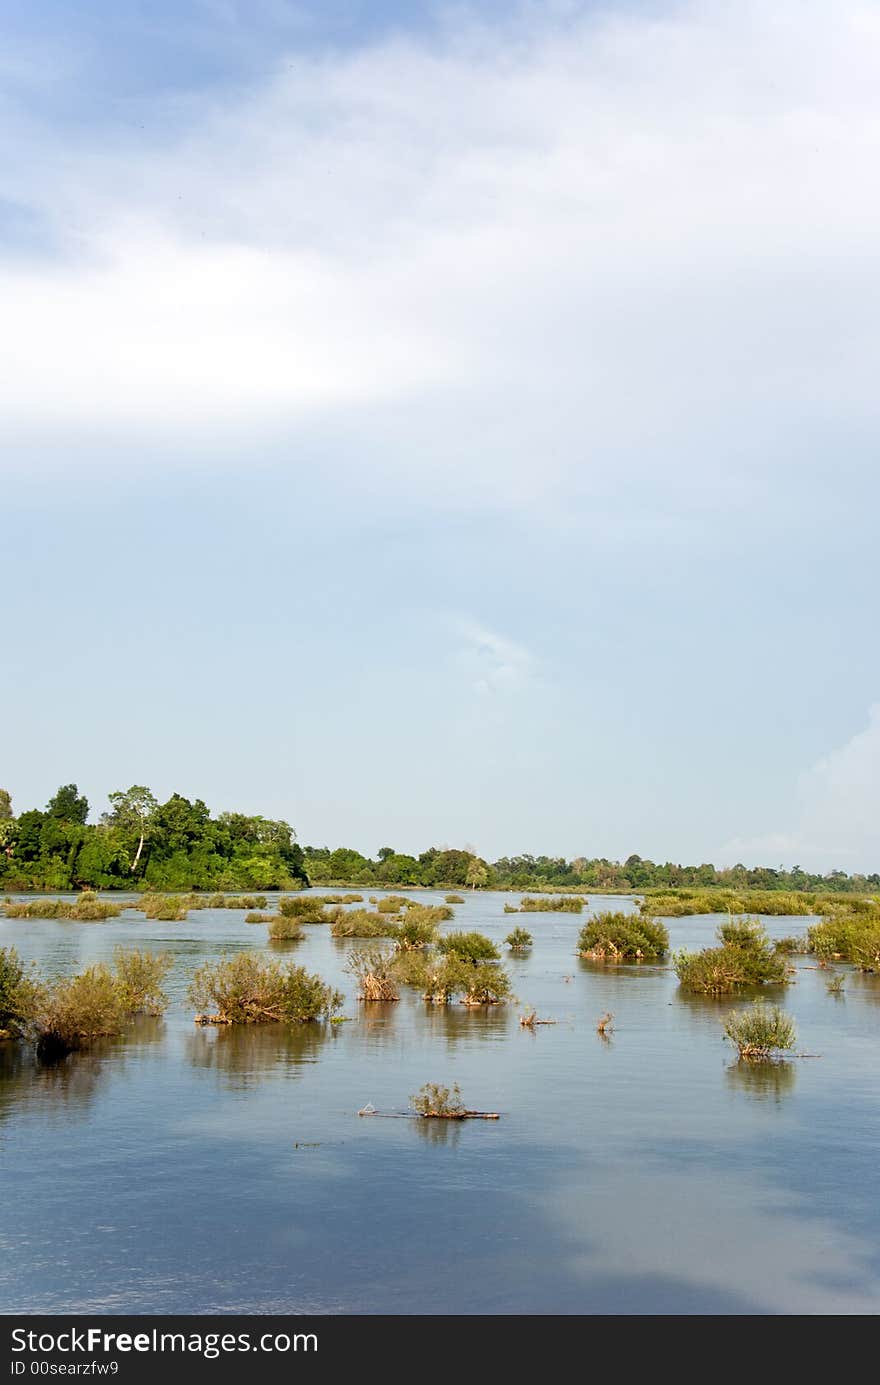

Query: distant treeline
[0,785,875,894]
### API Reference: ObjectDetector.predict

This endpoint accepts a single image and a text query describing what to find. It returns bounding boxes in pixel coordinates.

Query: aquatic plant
[643,889,815,918]
[437,931,500,963]
[33,964,128,1058]
[345,946,400,1002]
[377,894,412,913]
[774,935,807,954]
[505,927,533,950]
[330,909,400,939]
[0,947,42,1039]
[807,914,880,971]
[278,896,327,921]
[462,962,512,1005]
[136,894,189,921]
[518,896,583,913]
[267,915,306,941]
[445,894,465,904]
[395,908,440,950]
[577,912,668,961]
[723,1003,796,1060]
[420,955,474,1004]
[188,953,343,1025]
[503,904,520,914]
[411,1082,466,1117]
[675,919,788,993]
[245,911,275,924]
[826,973,846,996]
[1,893,124,921]
[111,947,171,1014]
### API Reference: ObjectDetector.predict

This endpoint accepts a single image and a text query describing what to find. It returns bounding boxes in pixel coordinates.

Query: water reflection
[725,1058,796,1103]
[418,1002,510,1049]
[413,1115,464,1147]
[0,1017,164,1121]
[185,1021,333,1085]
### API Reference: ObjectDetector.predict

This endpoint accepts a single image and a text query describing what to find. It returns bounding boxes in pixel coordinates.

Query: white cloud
[454,618,532,695]
[2,0,880,506]
[721,704,880,872]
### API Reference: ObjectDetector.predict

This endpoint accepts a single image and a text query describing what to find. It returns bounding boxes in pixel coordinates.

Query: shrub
[519,896,583,913]
[774,935,806,954]
[643,889,815,918]
[420,955,473,1004]
[505,927,533,950]
[503,904,519,914]
[807,915,880,970]
[278,896,327,921]
[437,931,500,963]
[342,894,364,904]
[411,1082,466,1117]
[330,909,400,939]
[137,894,188,921]
[245,911,274,924]
[826,973,846,996]
[395,909,440,950]
[389,950,432,989]
[345,946,400,1001]
[675,919,788,993]
[0,947,42,1038]
[377,895,412,913]
[462,962,512,1005]
[1,894,123,921]
[578,912,668,961]
[34,964,127,1057]
[267,916,306,941]
[188,953,343,1024]
[445,894,465,904]
[112,948,171,1014]
[724,1004,797,1060]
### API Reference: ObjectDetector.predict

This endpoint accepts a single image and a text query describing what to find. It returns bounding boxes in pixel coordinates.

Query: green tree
[104,785,158,874]
[46,783,89,825]
[0,789,12,820]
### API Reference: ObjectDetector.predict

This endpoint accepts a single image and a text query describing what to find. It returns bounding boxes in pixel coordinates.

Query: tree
[377,846,395,861]
[104,786,158,874]
[466,858,489,890]
[46,784,89,825]
[0,789,12,821]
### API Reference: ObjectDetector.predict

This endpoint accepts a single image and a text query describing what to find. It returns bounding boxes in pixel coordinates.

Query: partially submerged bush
[0,947,41,1038]
[578,912,668,961]
[462,962,512,1005]
[345,946,399,1002]
[34,964,127,1058]
[245,911,274,924]
[724,1003,797,1060]
[330,909,400,939]
[411,1082,466,1117]
[267,915,306,941]
[1,893,123,921]
[188,953,343,1024]
[675,919,788,993]
[420,955,474,1004]
[137,894,188,921]
[774,935,806,955]
[807,915,880,971]
[505,927,533,950]
[445,894,465,904]
[644,889,815,918]
[377,895,412,913]
[278,896,327,922]
[503,903,519,914]
[112,947,171,1014]
[437,931,500,963]
[395,909,440,950]
[519,896,583,913]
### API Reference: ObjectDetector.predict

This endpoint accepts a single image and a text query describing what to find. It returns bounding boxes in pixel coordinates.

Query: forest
[0,784,876,895]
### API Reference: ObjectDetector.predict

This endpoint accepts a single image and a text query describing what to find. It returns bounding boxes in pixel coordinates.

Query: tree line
[0,785,875,894]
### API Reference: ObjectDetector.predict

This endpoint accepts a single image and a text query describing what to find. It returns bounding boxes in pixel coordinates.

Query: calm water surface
[1,892,878,1314]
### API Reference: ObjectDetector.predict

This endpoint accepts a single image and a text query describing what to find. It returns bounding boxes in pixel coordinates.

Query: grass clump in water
[189,953,343,1025]
[518,896,583,913]
[723,1003,797,1060]
[278,896,327,922]
[346,946,400,1002]
[578,912,668,961]
[245,911,274,924]
[505,927,533,951]
[411,1082,466,1117]
[330,909,400,939]
[377,895,411,913]
[675,919,788,993]
[807,914,880,971]
[267,915,306,941]
[33,964,126,1057]
[1,893,123,921]
[445,894,465,904]
[136,894,189,921]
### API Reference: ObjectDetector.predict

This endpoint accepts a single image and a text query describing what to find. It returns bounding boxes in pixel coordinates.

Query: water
[1,892,878,1314]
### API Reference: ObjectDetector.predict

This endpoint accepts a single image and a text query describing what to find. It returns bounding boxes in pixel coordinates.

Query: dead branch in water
[596,1011,614,1036]
[520,1008,556,1028]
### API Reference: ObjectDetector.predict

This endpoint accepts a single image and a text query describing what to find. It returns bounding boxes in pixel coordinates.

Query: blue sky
[2,1,879,871]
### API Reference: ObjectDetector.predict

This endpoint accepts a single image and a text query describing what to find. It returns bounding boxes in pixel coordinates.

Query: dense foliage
[723,1004,797,1059]
[675,920,789,993]
[578,912,669,961]
[2,783,877,895]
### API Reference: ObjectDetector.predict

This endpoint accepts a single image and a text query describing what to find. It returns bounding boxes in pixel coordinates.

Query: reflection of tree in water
[418,1001,510,1050]
[185,1021,334,1086]
[725,1058,796,1103]
[0,1017,166,1125]
[413,1113,464,1147]
[846,972,880,1005]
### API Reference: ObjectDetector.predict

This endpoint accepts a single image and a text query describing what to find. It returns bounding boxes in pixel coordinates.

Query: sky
[1,0,879,872]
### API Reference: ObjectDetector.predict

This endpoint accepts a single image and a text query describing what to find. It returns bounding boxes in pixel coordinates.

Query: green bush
[136,894,188,921]
[34,964,127,1057]
[389,949,432,989]
[112,948,171,1014]
[330,909,400,939]
[578,912,668,961]
[0,947,42,1038]
[278,896,327,921]
[411,1082,466,1117]
[437,931,500,963]
[245,911,274,924]
[675,919,788,993]
[503,904,519,914]
[188,953,342,1024]
[643,889,815,918]
[724,1003,797,1059]
[807,914,880,970]
[267,915,306,941]
[420,955,474,1004]
[445,894,465,905]
[505,927,533,950]
[1,893,123,921]
[519,896,583,913]
[462,962,512,1005]
[395,909,440,950]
